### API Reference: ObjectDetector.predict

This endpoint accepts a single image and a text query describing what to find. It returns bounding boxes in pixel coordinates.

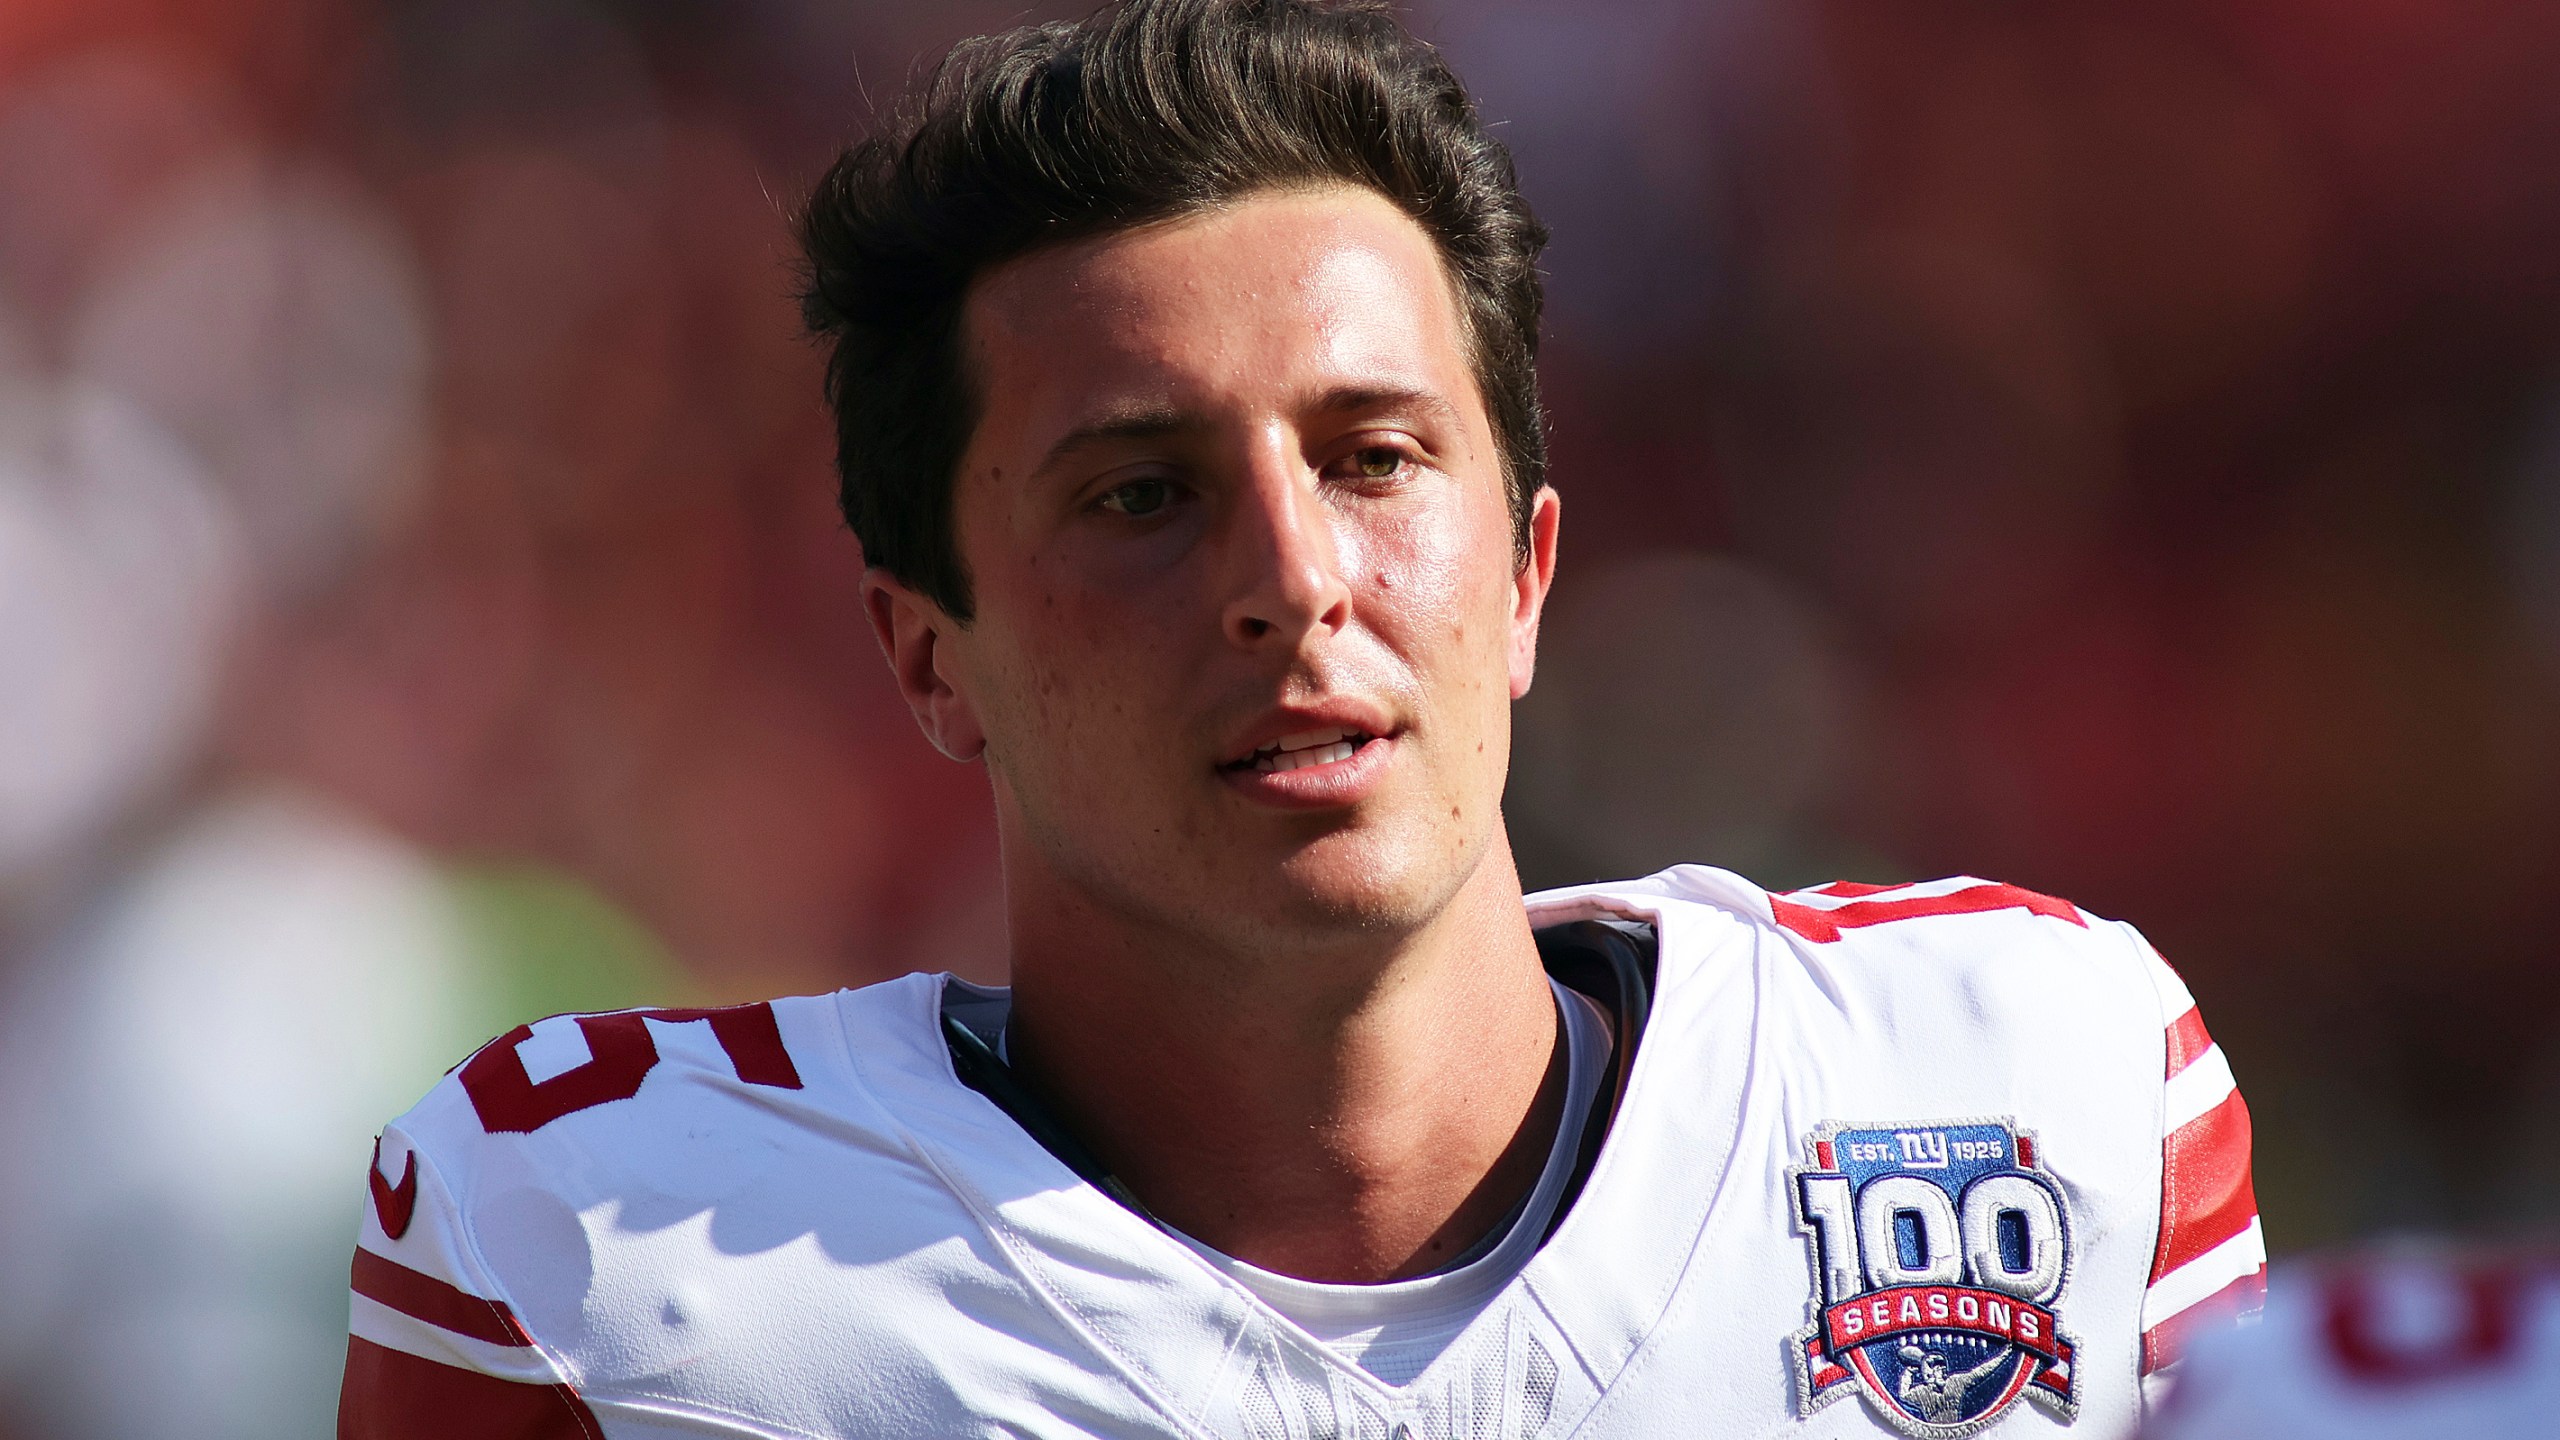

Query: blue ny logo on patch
[1790,1119,2080,1437]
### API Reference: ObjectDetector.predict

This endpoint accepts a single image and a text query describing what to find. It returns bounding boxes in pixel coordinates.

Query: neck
[1000,839,1563,1283]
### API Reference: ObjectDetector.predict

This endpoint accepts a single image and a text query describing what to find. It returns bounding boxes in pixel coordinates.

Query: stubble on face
[939,186,1545,969]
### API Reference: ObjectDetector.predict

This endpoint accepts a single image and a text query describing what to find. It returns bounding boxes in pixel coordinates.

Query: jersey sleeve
[338,1126,604,1440]
[2128,928,2267,1384]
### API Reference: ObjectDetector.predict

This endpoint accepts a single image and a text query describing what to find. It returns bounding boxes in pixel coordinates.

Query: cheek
[981,574,1167,759]
[1353,505,1519,748]
[1361,504,1512,649]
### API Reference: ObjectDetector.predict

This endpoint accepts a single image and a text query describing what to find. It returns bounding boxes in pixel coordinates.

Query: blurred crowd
[1,0,2556,1434]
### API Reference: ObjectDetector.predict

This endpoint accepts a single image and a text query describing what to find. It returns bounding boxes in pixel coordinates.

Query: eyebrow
[1032,405,1196,479]
[1309,384,1466,431]
[1030,384,1466,479]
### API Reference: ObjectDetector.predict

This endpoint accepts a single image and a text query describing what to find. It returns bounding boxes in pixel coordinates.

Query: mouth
[1222,726,1379,775]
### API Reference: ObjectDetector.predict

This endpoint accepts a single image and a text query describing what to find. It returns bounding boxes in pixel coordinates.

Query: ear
[862,570,986,762]
[1507,486,1561,700]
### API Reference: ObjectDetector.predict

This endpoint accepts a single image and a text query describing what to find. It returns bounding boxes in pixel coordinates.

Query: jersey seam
[1547,906,1764,1438]
[843,974,1228,1440]
[578,1386,838,1440]
[2123,920,2178,1414]
[899,1116,1230,1440]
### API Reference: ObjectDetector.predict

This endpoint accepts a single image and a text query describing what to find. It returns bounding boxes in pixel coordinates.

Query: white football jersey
[338,867,2263,1439]
[2143,1249,2560,1439]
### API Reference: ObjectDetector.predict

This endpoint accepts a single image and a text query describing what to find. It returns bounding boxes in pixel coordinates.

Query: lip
[1219,731,1398,809]
[1217,701,1400,768]
[1216,701,1402,810]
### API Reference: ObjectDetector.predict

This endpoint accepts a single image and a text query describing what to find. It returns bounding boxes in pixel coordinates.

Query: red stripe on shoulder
[1805,880,1904,899]
[351,1247,533,1348]
[2151,1088,2258,1281]
[1771,881,2086,943]
[339,1335,599,1440]
[2164,1006,2213,1079]
[2142,1266,2268,1373]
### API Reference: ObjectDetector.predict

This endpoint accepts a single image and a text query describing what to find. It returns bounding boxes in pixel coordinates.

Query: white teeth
[1270,726,1348,752]
[1254,739,1361,773]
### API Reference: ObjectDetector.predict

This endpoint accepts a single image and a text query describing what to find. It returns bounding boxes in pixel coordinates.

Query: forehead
[960,186,1477,431]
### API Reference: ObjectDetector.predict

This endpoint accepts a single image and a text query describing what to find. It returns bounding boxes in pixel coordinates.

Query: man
[338,2,2264,1436]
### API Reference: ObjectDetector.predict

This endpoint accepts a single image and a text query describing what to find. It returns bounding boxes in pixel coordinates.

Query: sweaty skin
[864,186,1566,1282]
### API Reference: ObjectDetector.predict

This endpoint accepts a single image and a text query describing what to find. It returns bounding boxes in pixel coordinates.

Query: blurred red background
[2,1,2555,1434]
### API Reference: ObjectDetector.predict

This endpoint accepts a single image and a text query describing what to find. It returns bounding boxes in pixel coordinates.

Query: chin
[1262,825,1479,935]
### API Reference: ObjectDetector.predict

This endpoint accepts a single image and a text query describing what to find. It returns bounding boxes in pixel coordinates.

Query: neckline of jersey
[1155,979,1613,1381]
[835,883,1761,1425]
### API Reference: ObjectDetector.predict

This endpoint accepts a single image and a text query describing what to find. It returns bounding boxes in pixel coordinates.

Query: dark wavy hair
[796,0,1548,621]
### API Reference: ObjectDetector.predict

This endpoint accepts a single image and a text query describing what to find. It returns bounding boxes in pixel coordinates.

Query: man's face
[874,185,1558,952]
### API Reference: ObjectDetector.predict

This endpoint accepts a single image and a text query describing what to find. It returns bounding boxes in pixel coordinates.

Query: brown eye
[1354,447,1403,479]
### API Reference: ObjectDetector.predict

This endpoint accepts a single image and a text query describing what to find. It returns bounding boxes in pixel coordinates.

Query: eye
[1097,477,1175,517]
[1350,446,1406,480]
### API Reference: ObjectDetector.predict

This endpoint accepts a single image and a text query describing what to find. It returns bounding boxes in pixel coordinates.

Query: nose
[1219,440,1352,652]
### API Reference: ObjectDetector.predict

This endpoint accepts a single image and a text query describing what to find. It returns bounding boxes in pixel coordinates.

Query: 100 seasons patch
[1790,1120,2080,1437]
